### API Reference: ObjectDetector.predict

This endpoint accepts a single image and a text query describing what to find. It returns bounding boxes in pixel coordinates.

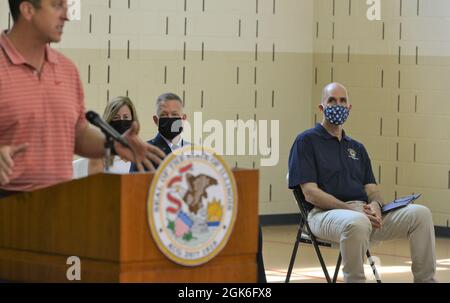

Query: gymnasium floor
[263,225,450,283]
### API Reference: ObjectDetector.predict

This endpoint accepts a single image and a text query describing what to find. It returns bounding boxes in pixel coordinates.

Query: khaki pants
[308,202,437,283]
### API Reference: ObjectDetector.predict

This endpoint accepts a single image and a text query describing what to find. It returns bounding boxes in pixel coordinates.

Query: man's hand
[346,201,382,229]
[345,201,366,213]
[0,144,29,186]
[114,122,165,172]
[363,202,383,229]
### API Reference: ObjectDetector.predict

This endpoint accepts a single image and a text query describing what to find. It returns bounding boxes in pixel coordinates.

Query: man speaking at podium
[0,0,165,199]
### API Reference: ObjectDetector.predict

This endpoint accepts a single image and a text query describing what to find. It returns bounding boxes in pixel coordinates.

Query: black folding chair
[285,187,381,283]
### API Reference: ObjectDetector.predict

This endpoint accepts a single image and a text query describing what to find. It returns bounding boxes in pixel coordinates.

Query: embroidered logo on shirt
[348,148,359,160]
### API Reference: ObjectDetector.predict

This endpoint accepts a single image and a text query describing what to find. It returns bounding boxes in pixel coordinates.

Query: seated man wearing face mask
[288,82,437,283]
[130,93,188,172]
[131,92,267,283]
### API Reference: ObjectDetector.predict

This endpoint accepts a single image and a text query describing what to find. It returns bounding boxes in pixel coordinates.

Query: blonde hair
[103,96,139,166]
[103,96,139,124]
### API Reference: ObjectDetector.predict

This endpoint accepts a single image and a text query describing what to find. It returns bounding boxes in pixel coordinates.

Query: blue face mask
[324,104,350,125]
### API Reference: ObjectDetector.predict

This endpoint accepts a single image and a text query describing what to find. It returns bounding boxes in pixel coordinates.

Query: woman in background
[88,96,140,175]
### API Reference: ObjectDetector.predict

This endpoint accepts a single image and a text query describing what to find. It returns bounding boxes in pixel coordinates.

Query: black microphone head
[85,111,99,123]
[85,110,131,149]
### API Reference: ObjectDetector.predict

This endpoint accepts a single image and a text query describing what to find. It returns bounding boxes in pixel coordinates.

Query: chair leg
[366,250,382,283]
[310,235,332,283]
[304,221,332,283]
[285,221,304,283]
[332,252,342,283]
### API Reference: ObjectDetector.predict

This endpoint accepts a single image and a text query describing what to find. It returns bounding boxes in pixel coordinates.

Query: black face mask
[109,120,133,135]
[158,117,183,140]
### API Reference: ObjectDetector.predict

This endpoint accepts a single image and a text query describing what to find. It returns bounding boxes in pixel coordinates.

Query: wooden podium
[0,169,259,283]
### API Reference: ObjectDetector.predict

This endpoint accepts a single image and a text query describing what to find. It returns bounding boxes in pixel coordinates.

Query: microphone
[85,111,131,149]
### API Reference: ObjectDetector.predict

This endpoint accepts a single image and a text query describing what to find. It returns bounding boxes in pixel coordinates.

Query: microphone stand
[104,132,114,173]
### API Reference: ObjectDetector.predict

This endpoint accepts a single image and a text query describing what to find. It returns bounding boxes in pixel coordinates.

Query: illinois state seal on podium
[147,146,238,266]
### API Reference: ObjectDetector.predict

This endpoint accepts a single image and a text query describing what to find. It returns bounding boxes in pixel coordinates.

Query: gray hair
[155,93,183,116]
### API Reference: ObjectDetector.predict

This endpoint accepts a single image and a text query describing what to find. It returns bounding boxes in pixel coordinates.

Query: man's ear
[182,114,187,120]
[348,104,353,111]
[318,104,325,113]
[19,1,37,22]
[153,115,158,126]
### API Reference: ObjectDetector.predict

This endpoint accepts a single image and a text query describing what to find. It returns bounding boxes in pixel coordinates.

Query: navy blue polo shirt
[288,124,376,208]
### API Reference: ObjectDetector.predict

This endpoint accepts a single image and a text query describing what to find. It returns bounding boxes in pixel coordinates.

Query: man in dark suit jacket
[130,93,187,172]
[131,92,266,283]
[130,132,188,171]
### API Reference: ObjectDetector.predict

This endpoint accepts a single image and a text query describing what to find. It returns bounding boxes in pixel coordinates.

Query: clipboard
[382,194,422,214]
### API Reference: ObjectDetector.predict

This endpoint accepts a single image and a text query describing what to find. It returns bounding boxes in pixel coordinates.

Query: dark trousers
[257,225,267,283]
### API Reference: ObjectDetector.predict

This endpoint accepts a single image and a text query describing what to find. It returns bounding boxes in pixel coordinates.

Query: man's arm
[364,183,384,229]
[361,145,384,213]
[74,125,106,158]
[74,122,165,172]
[365,183,385,206]
[301,182,354,211]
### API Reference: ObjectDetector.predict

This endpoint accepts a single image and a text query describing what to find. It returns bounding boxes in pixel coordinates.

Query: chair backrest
[286,172,315,216]
[292,186,314,218]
